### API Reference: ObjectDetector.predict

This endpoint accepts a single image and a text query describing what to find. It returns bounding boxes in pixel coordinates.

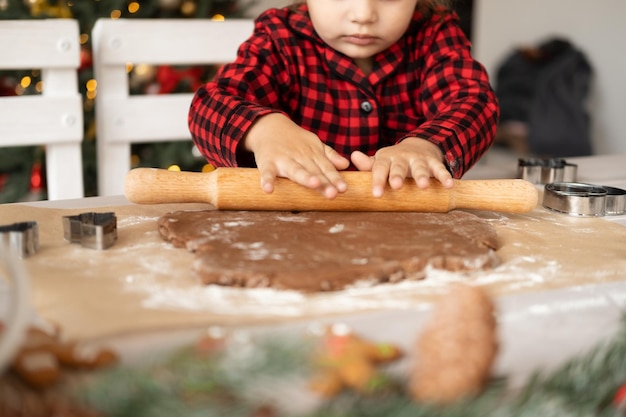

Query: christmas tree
[0,0,245,202]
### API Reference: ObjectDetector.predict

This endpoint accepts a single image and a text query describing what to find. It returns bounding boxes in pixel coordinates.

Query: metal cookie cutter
[518,158,578,184]
[0,221,39,258]
[542,182,626,217]
[62,212,117,250]
[604,185,626,215]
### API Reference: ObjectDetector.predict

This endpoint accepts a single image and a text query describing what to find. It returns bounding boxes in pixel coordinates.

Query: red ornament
[156,65,204,94]
[80,46,93,70]
[30,162,43,192]
[0,76,17,96]
[614,383,626,408]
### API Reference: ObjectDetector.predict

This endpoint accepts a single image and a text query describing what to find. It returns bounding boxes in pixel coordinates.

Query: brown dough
[157,210,499,292]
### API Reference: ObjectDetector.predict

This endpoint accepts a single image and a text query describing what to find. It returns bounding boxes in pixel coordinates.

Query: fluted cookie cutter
[542,182,626,217]
[518,158,577,184]
[62,212,117,250]
[0,221,39,258]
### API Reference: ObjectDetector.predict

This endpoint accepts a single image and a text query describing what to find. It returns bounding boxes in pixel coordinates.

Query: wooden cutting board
[1,202,625,341]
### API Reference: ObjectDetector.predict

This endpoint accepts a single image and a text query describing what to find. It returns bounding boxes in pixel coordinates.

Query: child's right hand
[243,113,350,198]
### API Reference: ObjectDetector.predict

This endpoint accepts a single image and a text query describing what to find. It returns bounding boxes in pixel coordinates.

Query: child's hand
[351,138,454,197]
[244,113,350,198]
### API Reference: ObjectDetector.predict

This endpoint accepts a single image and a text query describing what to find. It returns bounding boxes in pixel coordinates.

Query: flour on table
[109,208,625,320]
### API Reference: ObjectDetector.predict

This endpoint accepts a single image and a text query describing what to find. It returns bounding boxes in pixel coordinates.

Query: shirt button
[360,100,373,113]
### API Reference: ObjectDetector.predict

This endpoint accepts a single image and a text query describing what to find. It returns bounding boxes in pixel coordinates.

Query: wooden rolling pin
[125,167,539,213]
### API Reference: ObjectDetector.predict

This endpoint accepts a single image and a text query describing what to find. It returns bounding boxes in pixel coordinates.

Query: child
[188,0,499,199]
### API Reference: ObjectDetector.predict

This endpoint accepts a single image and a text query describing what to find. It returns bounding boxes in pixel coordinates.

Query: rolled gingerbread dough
[158,210,499,292]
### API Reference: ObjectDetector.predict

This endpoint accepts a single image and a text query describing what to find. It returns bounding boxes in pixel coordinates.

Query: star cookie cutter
[0,221,39,258]
[62,212,117,250]
[518,158,578,185]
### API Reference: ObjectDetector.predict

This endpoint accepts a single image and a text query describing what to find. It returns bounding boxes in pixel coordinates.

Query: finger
[430,162,454,188]
[408,162,432,189]
[257,163,278,194]
[293,161,344,198]
[370,159,391,198]
[388,161,409,190]
[287,165,322,190]
[322,171,347,195]
[350,151,374,171]
[259,159,322,193]
[352,151,390,196]
[267,155,340,199]
[321,147,349,193]
[325,147,351,171]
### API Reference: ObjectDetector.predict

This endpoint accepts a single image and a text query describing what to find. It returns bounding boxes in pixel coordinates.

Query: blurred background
[0,0,624,202]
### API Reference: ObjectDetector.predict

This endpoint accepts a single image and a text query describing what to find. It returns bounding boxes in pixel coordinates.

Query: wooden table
[1,151,625,391]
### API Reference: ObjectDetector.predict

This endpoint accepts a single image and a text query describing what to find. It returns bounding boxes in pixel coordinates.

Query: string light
[20,76,32,89]
[86,79,97,99]
[202,164,215,173]
[211,14,225,21]
[110,9,121,19]
[168,165,182,171]
[181,0,196,16]
[86,79,97,91]
[128,2,140,14]
[133,64,153,78]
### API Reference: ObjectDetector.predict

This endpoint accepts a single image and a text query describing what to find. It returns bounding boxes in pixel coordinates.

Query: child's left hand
[350,138,454,198]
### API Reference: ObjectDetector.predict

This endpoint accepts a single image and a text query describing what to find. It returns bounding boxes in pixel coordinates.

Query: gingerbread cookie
[309,324,402,397]
[9,325,118,389]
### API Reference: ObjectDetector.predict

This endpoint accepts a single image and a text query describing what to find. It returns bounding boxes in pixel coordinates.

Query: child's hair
[416,0,454,16]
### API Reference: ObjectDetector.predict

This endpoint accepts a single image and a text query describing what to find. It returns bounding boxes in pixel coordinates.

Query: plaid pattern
[188,4,499,178]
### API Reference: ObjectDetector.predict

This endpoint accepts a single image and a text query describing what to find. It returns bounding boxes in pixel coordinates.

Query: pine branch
[71,316,626,417]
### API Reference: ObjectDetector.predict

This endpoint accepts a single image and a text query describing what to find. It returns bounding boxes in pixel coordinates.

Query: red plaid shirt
[188,5,499,178]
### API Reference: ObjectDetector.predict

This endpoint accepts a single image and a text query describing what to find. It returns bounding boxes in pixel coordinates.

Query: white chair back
[91,18,254,196]
[0,19,84,200]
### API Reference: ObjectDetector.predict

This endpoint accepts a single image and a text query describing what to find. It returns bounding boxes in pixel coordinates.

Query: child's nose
[349,0,377,23]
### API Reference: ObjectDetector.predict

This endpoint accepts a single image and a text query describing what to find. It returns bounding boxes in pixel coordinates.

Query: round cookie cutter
[518,158,578,184]
[542,182,626,217]
[604,185,626,215]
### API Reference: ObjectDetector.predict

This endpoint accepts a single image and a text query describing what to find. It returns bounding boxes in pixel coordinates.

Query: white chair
[0,19,84,200]
[91,18,254,196]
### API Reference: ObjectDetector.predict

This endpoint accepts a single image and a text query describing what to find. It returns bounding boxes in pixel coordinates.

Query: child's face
[307,0,419,65]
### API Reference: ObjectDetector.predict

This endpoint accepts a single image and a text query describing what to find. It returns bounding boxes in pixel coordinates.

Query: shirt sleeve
[188,17,290,167]
[399,14,499,178]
